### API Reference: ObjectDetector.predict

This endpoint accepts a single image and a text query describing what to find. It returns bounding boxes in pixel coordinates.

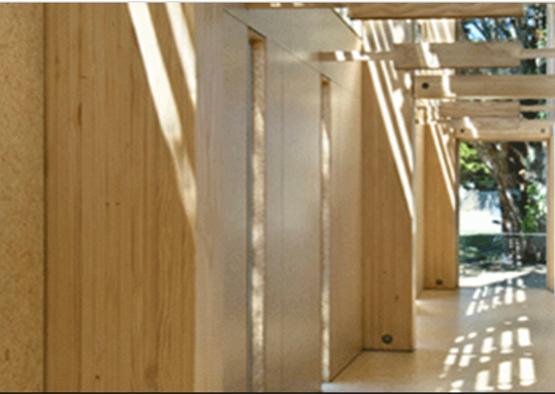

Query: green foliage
[460,233,546,264]
[522,181,547,232]
[458,4,548,241]
[459,142,495,190]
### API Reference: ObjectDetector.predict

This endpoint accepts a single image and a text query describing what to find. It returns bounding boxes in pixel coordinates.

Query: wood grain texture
[319,42,547,69]
[438,101,521,119]
[423,125,458,289]
[415,75,555,99]
[393,41,522,69]
[263,39,324,391]
[46,4,194,391]
[0,4,44,391]
[329,74,363,378]
[349,3,524,20]
[362,64,414,351]
[448,118,553,141]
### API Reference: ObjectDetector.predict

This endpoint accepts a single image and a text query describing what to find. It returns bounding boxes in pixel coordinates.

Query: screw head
[382,334,393,344]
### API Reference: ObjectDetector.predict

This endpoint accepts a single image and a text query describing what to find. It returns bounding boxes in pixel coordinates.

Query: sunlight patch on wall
[128,2,197,226]
[364,21,414,219]
[165,3,197,108]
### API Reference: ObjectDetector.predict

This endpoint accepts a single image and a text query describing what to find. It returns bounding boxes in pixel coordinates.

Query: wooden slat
[446,118,553,141]
[348,3,524,20]
[521,104,555,112]
[393,42,521,69]
[424,101,555,119]
[319,42,555,69]
[438,101,521,118]
[415,75,555,99]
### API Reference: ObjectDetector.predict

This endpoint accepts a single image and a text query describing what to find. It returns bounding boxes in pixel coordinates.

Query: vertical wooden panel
[423,125,458,289]
[46,4,194,391]
[195,7,251,391]
[0,4,44,391]
[280,53,322,393]
[329,77,363,377]
[265,39,285,393]
[361,63,414,351]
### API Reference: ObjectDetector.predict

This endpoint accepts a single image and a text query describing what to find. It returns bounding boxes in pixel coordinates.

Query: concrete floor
[323,279,555,392]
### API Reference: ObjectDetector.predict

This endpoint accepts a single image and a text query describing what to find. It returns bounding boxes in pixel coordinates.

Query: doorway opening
[458,140,548,288]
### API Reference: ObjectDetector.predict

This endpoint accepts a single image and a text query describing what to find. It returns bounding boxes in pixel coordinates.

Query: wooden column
[422,125,459,289]
[362,63,414,351]
[46,4,195,390]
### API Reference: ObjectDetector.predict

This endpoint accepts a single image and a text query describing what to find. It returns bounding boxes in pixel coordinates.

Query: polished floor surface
[323,279,555,392]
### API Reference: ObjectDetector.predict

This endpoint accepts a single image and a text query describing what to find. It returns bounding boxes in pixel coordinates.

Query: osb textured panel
[0,4,44,391]
[46,4,194,391]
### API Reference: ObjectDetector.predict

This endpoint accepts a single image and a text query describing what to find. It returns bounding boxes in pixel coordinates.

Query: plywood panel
[195,9,250,392]
[46,4,194,391]
[264,40,323,392]
[361,64,414,351]
[0,4,44,391]
[280,50,322,393]
[423,125,458,289]
[265,39,286,393]
[246,10,363,390]
[329,76,363,378]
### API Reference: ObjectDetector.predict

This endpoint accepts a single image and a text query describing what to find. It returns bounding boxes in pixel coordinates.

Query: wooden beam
[415,75,555,99]
[435,102,555,119]
[393,42,521,69]
[438,102,521,118]
[521,104,555,112]
[348,3,524,20]
[319,42,555,69]
[445,118,553,141]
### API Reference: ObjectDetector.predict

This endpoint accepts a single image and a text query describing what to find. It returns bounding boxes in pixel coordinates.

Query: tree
[459,4,548,266]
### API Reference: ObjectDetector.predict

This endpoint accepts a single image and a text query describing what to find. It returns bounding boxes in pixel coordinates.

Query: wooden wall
[0,4,362,391]
[46,4,195,391]
[196,5,363,391]
[195,6,249,391]
[0,5,44,391]
[361,21,415,351]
